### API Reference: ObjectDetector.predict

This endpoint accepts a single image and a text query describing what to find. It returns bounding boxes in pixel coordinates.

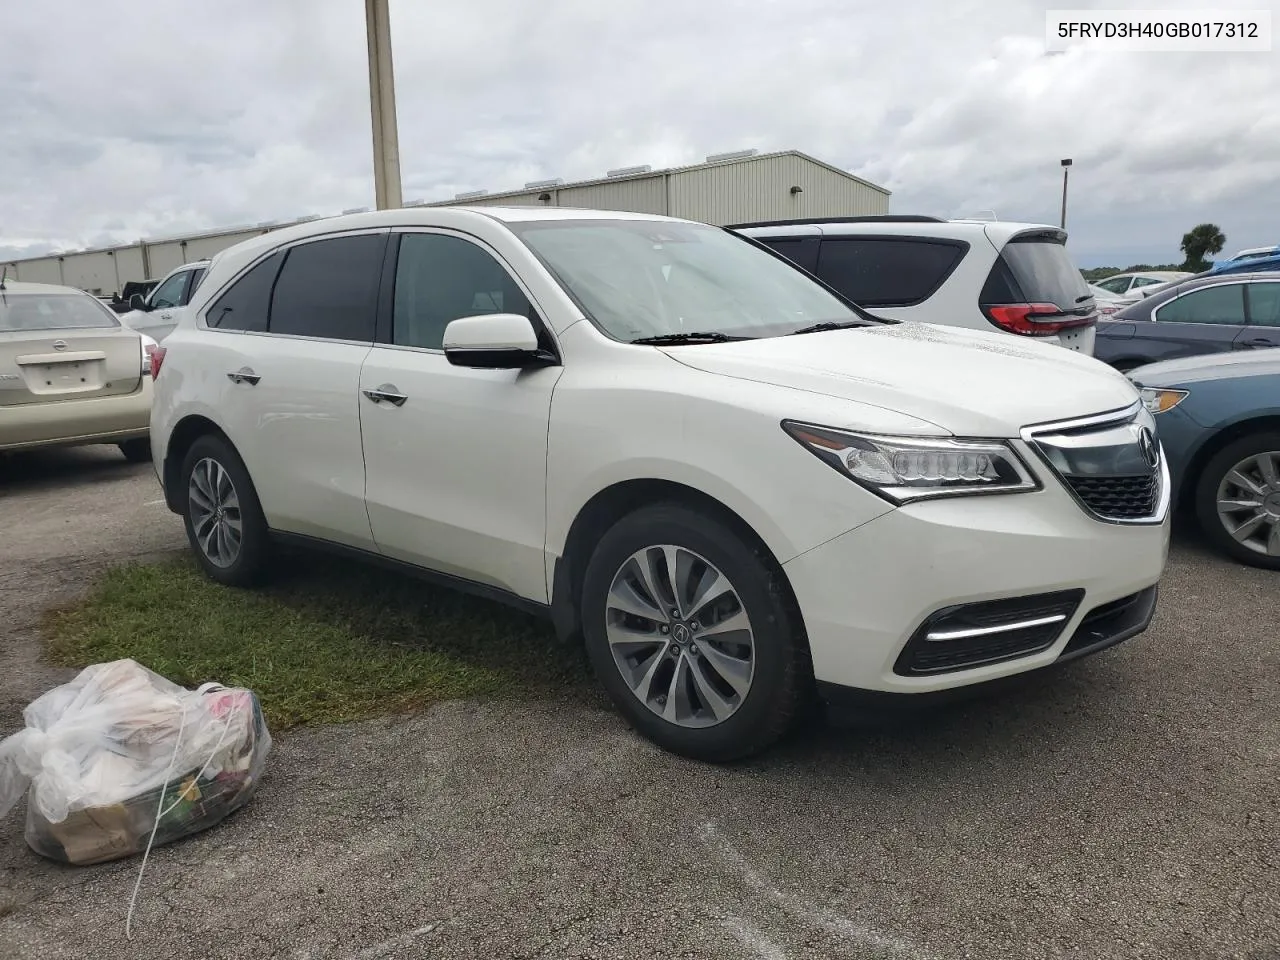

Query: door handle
[226,367,261,385]
[1240,337,1276,348]
[362,383,408,406]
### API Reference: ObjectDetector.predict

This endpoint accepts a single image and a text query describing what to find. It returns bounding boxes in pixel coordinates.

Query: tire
[118,438,153,463]
[580,502,808,762]
[1193,431,1280,571]
[179,434,272,587]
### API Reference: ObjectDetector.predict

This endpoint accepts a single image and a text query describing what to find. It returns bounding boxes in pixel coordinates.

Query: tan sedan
[0,279,155,461]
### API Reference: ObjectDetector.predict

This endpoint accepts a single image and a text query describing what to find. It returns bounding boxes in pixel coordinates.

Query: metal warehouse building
[3,149,889,295]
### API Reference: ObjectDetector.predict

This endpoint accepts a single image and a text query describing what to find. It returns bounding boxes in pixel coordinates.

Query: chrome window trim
[1020,401,1170,526]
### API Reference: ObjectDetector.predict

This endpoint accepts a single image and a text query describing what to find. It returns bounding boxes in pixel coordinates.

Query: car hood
[1129,347,1280,386]
[661,321,1139,437]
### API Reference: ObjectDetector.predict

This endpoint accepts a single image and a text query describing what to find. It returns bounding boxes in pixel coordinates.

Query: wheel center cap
[672,623,690,643]
[1265,492,1280,517]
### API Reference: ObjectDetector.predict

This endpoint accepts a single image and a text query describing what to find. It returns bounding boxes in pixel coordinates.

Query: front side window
[392,233,534,350]
[0,293,120,332]
[509,219,863,341]
[269,234,384,341]
[149,271,189,309]
[1156,284,1247,325]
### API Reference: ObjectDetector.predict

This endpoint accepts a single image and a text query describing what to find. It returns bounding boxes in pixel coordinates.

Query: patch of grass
[43,551,593,730]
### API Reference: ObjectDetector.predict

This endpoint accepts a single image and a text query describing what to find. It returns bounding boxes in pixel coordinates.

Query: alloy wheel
[605,544,756,728]
[188,457,243,568]
[1215,450,1280,558]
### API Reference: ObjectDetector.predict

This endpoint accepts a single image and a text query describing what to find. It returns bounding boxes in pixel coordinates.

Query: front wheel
[580,503,808,762]
[179,434,272,586]
[1194,432,1280,570]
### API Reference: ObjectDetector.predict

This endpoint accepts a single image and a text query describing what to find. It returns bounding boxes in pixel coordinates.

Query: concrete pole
[365,0,403,210]
[1059,158,1072,230]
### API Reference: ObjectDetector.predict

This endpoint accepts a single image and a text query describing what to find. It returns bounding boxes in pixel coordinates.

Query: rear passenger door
[812,236,968,318]
[1240,280,1280,349]
[203,231,387,551]
[1144,282,1249,361]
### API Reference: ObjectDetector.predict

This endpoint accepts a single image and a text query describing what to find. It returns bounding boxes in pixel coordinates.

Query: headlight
[1138,387,1189,414]
[782,421,1039,504]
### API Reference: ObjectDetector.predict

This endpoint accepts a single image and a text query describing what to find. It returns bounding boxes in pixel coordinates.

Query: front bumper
[782,468,1170,700]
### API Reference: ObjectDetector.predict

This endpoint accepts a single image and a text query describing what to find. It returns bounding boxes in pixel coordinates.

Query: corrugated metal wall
[5,153,890,291]
[61,251,119,295]
[668,154,888,225]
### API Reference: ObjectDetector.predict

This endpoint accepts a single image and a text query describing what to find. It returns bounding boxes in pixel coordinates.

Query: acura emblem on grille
[1138,427,1158,469]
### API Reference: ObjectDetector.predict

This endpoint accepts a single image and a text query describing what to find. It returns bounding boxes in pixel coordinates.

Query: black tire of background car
[118,439,152,463]
[179,434,273,587]
[580,502,809,763]
[1194,431,1280,571]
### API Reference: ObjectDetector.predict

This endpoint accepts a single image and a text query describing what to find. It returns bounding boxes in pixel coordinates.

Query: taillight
[983,302,1096,337]
[149,345,167,378]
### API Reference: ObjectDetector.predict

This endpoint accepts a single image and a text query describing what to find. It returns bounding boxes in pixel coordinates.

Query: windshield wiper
[628,331,754,345]
[788,320,873,336]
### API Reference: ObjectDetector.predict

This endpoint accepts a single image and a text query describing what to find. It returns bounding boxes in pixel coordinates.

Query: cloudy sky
[1,0,1276,268]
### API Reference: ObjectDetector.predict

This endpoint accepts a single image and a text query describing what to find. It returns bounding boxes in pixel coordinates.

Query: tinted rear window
[207,252,284,332]
[983,234,1091,311]
[269,234,383,341]
[814,238,967,307]
[0,293,120,332]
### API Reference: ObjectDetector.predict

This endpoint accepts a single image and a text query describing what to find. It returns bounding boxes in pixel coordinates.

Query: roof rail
[726,214,945,229]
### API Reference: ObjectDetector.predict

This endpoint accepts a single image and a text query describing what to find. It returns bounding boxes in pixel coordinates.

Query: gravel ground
[1,445,1277,960]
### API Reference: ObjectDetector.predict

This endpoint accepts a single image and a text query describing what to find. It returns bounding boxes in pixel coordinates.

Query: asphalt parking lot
[1,446,1277,960]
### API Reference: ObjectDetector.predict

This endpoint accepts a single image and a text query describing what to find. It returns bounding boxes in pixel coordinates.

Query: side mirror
[442,313,555,369]
[128,294,149,311]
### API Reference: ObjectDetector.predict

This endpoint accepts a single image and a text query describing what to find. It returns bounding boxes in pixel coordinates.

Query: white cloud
[1,0,1275,267]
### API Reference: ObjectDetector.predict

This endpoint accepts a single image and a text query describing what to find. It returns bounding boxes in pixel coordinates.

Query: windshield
[508,219,865,341]
[0,293,121,332]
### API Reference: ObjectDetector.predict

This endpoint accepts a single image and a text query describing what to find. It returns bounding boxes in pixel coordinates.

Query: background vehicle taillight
[983,302,1096,337]
[149,345,167,378]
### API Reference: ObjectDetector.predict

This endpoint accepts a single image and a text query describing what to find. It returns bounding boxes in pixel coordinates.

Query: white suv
[733,216,1098,354]
[118,259,210,343]
[150,207,1170,761]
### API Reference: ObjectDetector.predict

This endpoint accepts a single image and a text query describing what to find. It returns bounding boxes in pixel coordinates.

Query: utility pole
[1060,158,1072,230]
[365,0,403,210]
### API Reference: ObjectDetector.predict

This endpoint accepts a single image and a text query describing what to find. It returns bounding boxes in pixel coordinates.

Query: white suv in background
[118,259,210,343]
[150,207,1169,762]
[733,216,1099,354]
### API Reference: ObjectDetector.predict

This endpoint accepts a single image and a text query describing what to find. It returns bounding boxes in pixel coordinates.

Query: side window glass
[392,233,533,350]
[150,272,188,309]
[1247,283,1280,327]
[206,252,284,332]
[1156,285,1246,325]
[815,238,966,307]
[1097,277,1129,294]
[268,235,384,341]
[181,268,207,305]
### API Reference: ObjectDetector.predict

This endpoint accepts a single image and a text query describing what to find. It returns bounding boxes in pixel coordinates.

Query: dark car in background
[1132,348,1280,570]
[1095,272,1280,372]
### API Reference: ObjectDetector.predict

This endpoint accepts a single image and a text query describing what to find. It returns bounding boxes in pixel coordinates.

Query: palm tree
[1180,223,1226,272]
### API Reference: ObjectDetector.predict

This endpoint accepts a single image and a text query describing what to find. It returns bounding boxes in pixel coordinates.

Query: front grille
[1023,403,1164,524]
[895,590,1084,676]
[1062,473,1159,520]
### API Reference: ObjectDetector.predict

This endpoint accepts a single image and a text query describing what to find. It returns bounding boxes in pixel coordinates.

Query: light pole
[365,0,403,210]
[1059,158,1072,230]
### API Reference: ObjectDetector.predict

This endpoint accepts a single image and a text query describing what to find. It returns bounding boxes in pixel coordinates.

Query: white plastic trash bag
[0,659,271,865]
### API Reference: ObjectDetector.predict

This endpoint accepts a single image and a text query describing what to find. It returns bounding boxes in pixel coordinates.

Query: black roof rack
[726,215,945,230]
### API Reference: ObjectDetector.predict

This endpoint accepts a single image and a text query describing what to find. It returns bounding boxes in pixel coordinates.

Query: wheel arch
[1178,414,1280,512]
[162,414,235,513]
[549,479,808,653]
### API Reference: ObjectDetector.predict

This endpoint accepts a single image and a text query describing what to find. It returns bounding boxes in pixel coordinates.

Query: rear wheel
[1194,432,1280,570]
[179,434,272,586]
[118,438,152,463]
[580,503,808,762]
